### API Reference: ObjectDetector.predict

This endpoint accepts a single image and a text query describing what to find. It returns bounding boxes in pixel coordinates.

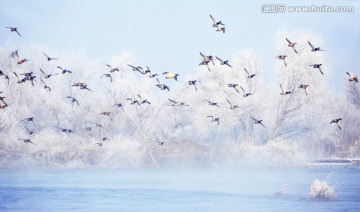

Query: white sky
[1,0,359,92]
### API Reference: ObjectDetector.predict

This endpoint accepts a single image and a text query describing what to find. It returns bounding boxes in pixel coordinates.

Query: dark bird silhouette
[0,70,10,85]
[138,95,151,105]
[308,41,325,52]
[40,68,58,79]
[99,112,111,116]
[10,50,19,58]
[210,15,225,27]
[216,56,232,67]
[168,98,189,107]
[227,83,239,93]
[41,79,51,91]
[207,115,220,125]
[66,96,79,106]
[113,103,124,112]
[240,86,252,97]
[22,117,36,127]
[126,98,141,106]
[127,64,145,74]
[57,66,72,74]
[276,55,287,67]
[106,64,120,73]
[250,116,266,128]
[280,84,292,95]
[199,52,215,71]
[330,118,342,130]
[187,80,198,92]
[101,74,113,82]
[244,68,256,78]
[155,78,170,91]
[6,27,21,37]
[309,64,324,75]
[18,139,37,145]
[205,99,220,107]
[43,52,58,61]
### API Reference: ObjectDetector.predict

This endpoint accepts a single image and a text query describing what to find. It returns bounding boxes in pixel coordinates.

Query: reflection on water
[0,167,359,211]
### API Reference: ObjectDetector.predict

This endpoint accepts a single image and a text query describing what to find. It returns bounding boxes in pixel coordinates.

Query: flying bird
[99,112,111,116]
[66,96,79,106]
[346,72,358,83]
[40,68,58,79]
[10,50,19,58]
[227,84,239,93]
[6,27,21,37]
[205,99,220,107]
[309,64,324,75]
[168,98,189,107]
[215,56,232,67]
[244,68,256,78]
[216,25,225,33]
[187,80,198,92]
[42,52,58,61]
[106,64,120,73]
[199,52,215,71]
[207,116,220,125]
[240,86,252,97]
[155,78,170,91]
[18,139,37,145]
[163,72,179,81]
[137,95,151,105]
[41,79,51,91]
[113,103,124,112]
[250,116,266,128]
[101,74,113,82]
[280,84,292,95]
[276,55,287,67]
[226,98,239,109]
[210,15,225,27]
[57,66,72,74]
[286,38,298,54]
[127,64,145,74]
[298,84,309,95]
[126,98,141,106]
[308,41,325,52]
[17,58,29,65]
[330,118,342,130]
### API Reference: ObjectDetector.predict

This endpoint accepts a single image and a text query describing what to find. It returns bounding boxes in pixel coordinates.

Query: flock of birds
[0,15,358,146]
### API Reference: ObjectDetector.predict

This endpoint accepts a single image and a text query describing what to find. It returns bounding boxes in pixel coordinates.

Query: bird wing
[13,72,19,80]
[293,47,298,54]
[156,78,161,84]
[40,68,46,76]
[226,98,232,106]
[106,64,112,68]
[226,63,232,68]
[199,52,205,58]
[168,98,176,103]
[260,122,266,128]
[15,30,22,37]
[57,66,63,70]
[127,64,135,69]
[43,52,49,58]
[210,15,216,24]
[286,38,291,44]
[244,68,249,76]
[240,86,245,94]
[346,72,353,77]
[318,67,324,75]
[308,41,314,49]
[250,116,257,121]
[280,84,285,93]
[215,56,222,62]
[162,72,169,75]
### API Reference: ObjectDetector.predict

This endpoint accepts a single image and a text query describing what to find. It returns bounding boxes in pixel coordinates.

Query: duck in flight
[308,41,325,52]
[66,96,79,106]
[280,84,292,95]
[226,98,239,109]
[145,67,158,78]
[0,96,7,105]
[42,52,58,61]
[250,116,266,128]
[216,25,225,33]
[330,118,342,130]
[57,66,72,74]
[244,68,256,78]
[286,38,298,54]
[240,86,252,97]
[13,72,26,84]
[40,68,58,79]
[168,98,189,107]
[199,52,215,71]
[309,64,324,75]
[126,98,141,106]
[138,95,151,105]
[0,71,10,85]
[58,128,75,137]
[40,79,51,91]
[127,64,145,74]
[216,56,232,67]
[6,27,21,37]
[99,112,111,116]
[163,72,179,81]
[113,103,124,112]
[205,99,220,107]
[10,50,19,58]
[155,78,170,91]
[227,83,239,93]
[106,64,120,73]
[276,55,287,67]
[298,84,309,95]
[187,80,198,92]
[17,58,29,65]
[207,116,220,125]
[210,15,225,27]
[346,72,358,83]
[18,139,37,145]
[101,73,113,82]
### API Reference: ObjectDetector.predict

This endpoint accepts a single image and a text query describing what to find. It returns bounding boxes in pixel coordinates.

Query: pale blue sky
[1,0,359,91]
